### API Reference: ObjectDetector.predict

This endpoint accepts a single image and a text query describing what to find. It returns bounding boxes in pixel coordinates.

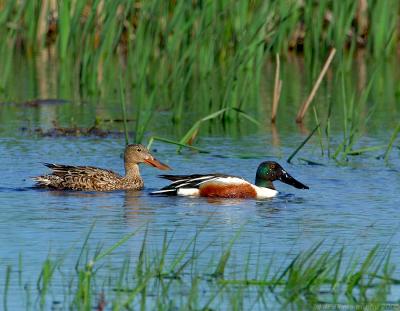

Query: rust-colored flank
[199,182,257,198]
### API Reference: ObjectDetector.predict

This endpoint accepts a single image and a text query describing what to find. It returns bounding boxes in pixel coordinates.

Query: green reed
[37,258,58,307]
[1,0,400,155]
[1,0,399,57]
[1,0,399,89]
[382,123,400,163]
[286,50,400,165]
[3,265,11,311]
[287,124,320,163]
[2,227,398,310]
[368,0,400,58]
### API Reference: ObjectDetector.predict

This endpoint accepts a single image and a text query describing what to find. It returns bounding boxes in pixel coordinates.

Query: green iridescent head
[255,161,309,190]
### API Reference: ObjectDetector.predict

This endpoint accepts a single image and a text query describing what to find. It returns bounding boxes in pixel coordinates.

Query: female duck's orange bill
[144,157,171,170]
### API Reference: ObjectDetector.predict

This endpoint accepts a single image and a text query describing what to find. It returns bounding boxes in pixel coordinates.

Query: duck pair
[34,144,309,199]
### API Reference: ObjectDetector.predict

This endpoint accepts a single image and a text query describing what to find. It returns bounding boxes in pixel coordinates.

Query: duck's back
[34,163,127,191]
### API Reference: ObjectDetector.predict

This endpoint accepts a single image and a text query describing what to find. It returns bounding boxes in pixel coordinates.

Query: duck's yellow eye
[270,164,275,169]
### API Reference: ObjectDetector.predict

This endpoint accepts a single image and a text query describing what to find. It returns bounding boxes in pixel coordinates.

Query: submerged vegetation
[2,227,399,310]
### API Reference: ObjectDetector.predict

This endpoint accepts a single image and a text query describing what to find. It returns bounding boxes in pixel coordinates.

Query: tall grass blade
[287,124,320,163]
[91,225,145,266]
[382,123,400,162]
[211,228,242,278]
[58,0,71,60]
[147,136,208,153]
[3,265,11,311]
[75,221,96,272]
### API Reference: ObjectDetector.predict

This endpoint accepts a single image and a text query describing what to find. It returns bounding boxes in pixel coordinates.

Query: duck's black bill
[279,171,309,189]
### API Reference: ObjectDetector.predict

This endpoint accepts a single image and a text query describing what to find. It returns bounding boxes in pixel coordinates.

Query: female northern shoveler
[150,161,308,199]
[34,144,170,191]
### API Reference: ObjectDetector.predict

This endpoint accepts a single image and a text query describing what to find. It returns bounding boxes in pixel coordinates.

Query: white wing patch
[177,188,200,196]
[170,175,214,185]
[209,177,248,185]
[150,189,176,194]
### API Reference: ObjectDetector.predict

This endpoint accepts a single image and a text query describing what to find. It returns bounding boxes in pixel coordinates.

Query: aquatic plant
[2,226,398,310]
[1,0,399,57]
[1,0,399,161]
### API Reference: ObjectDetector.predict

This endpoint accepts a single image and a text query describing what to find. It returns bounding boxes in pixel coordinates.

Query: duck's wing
[151,173,248,196]
[34,163,121,190]
[42,163,120,179]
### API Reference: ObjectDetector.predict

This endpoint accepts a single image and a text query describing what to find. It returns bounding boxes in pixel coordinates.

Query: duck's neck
[255,177,275,190]
[124,162,141,179]
[124,162,144,189]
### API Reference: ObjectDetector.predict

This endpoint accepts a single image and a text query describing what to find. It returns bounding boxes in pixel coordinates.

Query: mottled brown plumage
[34,144,170,191]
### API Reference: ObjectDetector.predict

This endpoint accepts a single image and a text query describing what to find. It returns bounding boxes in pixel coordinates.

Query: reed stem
[287,124,320,163]
[296,48,336,123]
[119,73,129,145]
[271,53,282,123]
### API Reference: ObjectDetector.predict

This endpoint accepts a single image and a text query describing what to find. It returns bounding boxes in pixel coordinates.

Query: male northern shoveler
[150,161,308,199]
[34,144,170,191]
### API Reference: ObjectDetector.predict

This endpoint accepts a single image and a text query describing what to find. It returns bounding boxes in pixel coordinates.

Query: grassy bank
[1,227,399,310]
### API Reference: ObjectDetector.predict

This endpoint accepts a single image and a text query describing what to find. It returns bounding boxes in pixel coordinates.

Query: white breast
[252,185,278,199]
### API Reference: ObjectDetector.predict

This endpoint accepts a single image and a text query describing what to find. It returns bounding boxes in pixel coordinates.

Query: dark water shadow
[0,186,37,192]
[27,186,118,198]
